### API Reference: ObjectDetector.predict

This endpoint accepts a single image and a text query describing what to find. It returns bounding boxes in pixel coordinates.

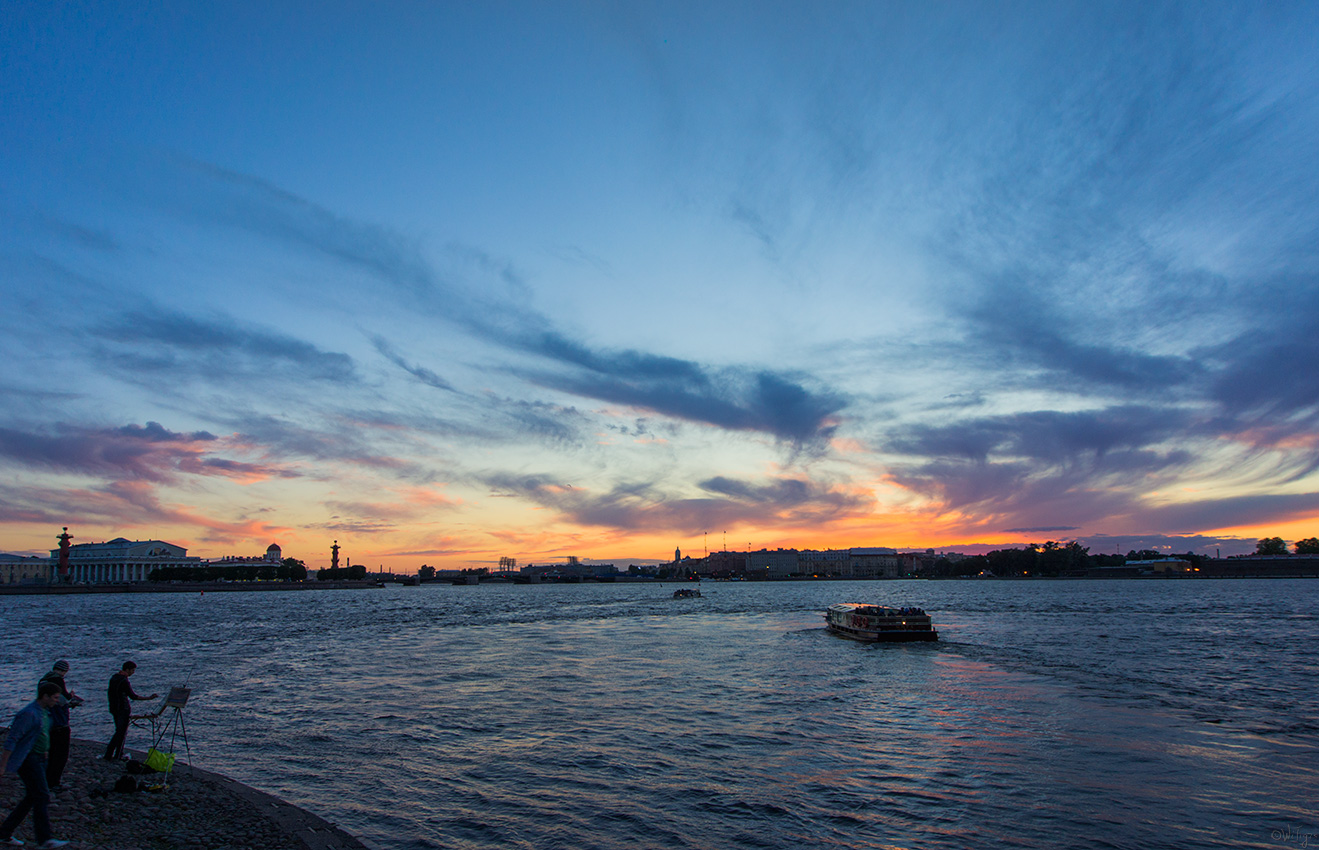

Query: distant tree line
[926,541,1211,578]
[1257,537,1319,555]
[929,541,1092,578]
[922,536,1319,578]
[316,564,367,580]
[150,557,308,583]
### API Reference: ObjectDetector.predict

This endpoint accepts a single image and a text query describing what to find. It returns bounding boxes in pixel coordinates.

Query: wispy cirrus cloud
[92,306,357,386]
[481,471,870,534]
[166,161,847,446]
[369,335,458,393]
[527,349,844,448]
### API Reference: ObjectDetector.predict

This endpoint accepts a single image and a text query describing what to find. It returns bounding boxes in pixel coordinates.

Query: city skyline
[3,3,1319,568]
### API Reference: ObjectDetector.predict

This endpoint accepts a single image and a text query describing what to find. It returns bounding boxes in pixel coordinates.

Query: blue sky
[3,2,1319,567]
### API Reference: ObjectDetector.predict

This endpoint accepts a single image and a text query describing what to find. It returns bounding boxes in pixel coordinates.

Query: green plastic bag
[145,748,175,773]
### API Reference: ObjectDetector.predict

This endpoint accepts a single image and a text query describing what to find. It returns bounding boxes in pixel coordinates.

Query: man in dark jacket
[0,680,69,848]
[38,660,81,793]
[103,661,157,762]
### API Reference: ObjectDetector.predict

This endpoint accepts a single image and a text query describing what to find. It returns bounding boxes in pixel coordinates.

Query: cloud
[482,471,870,534]
[1206,287,1319,425]
[36,214,121,253]
[369,335,457,392]
[486,398,588,446]
[0,382,83,403]
[214,412,426,478]
[209,393,592,480]
[319,518,398,535]
[534,368,842,446]
[322,487,461,533]
[91,306,357,387]
[1127,491,1319,534]
[115,422,217,442]
[888,405,1194,466]
[900,11,1319,405]
[8,1,1318,564]
[969,300,1199,393]
[699,475,866,514]
[0,480,288,545]
[172,160,847,445]
[0,421,289,484]
[526,338,844,446]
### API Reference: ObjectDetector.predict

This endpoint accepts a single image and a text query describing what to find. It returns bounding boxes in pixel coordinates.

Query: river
[0,578,1314,849]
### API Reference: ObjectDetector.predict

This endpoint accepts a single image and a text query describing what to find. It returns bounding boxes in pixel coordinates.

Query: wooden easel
[148,686,192,775]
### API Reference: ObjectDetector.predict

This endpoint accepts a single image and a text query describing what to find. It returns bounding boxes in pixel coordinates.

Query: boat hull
[824,603,938,642]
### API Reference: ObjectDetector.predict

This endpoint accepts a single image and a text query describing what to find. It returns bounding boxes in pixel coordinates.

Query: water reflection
[0,580,1313,849]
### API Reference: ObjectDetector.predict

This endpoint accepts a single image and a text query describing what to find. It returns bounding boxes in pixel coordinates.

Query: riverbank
[0,739,372,849]
[0,581,382,595]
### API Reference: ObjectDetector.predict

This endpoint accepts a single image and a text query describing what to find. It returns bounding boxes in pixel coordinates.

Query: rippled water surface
[1,579,1315,849]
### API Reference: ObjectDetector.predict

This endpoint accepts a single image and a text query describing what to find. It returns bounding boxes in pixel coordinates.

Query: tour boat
[672,587,701,598]
[824,603,938,642]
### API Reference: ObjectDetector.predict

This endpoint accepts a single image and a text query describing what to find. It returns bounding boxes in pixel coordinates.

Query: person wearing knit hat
[38,661,81,794]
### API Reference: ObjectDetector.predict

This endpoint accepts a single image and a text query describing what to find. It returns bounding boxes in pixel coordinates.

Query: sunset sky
[4,2,1319,569]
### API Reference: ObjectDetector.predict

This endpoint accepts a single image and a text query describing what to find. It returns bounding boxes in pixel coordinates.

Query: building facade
[50,538,202,584]
[0,554,52,585]
[746,548,801,579]
[848,548,902,578]
[208,543,284,570]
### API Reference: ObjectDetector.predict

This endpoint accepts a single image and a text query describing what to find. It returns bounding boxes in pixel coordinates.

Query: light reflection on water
[0,579,1314,849]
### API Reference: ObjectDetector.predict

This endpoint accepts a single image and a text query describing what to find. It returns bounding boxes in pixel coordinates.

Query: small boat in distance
[672,588,702,599]
[824,603,938,642]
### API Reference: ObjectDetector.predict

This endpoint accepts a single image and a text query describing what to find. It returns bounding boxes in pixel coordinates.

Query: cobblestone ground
[0,739,366,850]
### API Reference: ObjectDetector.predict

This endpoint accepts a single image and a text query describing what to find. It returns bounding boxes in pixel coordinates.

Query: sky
[3,2,1319,569]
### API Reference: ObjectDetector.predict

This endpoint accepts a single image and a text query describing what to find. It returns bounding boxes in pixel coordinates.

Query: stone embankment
[0,739,371,850]
[0,581,382,595]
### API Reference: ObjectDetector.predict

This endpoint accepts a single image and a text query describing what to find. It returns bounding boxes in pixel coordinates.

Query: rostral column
[57,527,73,583]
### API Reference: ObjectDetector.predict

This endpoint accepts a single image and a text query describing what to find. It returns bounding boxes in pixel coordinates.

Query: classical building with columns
[0,554,52,585]
[50,537,202,584]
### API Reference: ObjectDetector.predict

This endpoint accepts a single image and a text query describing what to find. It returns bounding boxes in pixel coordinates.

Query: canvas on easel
[163,687,190,710]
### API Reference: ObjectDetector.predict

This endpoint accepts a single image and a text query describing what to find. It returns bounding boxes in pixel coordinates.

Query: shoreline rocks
[0,738,370,850]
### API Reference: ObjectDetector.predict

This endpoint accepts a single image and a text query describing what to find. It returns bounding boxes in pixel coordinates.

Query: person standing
[0,680,70,848]
[103,661,157,762]
[37,661,80,794]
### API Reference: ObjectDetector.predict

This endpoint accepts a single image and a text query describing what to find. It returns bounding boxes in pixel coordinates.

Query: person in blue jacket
[0,680,69,848]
